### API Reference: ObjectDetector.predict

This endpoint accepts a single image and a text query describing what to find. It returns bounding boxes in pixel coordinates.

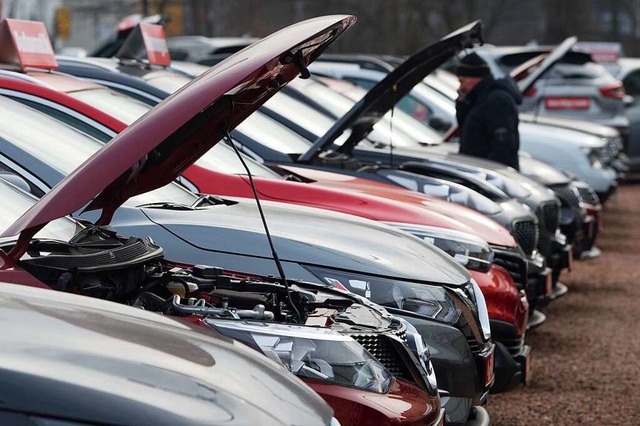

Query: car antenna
[223,98,303,323]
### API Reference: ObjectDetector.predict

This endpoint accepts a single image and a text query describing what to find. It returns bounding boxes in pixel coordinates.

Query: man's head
[456,52,490,95]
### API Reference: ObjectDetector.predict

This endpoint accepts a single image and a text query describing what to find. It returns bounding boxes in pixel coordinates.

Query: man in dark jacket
[456,52,521,170]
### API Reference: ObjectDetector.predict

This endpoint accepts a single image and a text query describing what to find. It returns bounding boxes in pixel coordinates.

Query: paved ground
[488,184,640,425]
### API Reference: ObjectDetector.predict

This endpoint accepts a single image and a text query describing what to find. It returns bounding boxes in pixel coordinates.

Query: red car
[0,26,528,391]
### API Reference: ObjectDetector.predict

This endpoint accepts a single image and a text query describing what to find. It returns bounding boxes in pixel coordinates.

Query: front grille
[512,220,538,255]
[576,185,600,206]
[606,137,621,159]
[492,251,528,289]
[351,333,413,382]
[539,202,560,233]
[551,184,580,209]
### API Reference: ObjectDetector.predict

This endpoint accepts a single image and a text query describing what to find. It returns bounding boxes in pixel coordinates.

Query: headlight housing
[207,320,394,394]
[304,266,462,326]
[385,223,494,273]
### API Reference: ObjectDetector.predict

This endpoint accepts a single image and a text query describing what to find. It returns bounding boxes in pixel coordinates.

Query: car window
[0,178,81,242]
[0,98,197,208]
[195,143,281,178]
[396,94,433,123]
[236,110,312,154]
[546,62,608,80]
[289,80,353,117]
[6,97,113,143]
[68,88,151,125]
[263,93,336,139]
[0,97,103,176]
[345,77,376,90]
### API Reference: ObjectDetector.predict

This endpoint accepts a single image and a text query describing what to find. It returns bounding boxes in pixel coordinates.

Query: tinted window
[0,97,103,176]
[236,110,312,154]
[7,97,112,143]
[195,143,281,178]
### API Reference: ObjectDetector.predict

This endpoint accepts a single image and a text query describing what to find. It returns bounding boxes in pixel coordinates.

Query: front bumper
[596,175,618,204]
[527,258,553,309]
[490,320,532,392]
[392,311,492,426]
[492,341,532,393]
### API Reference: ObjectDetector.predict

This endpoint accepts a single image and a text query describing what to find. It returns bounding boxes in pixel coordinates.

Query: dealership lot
[491,183,640,425]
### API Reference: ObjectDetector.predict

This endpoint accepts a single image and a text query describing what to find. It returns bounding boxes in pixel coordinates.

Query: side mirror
[0,171,32,194]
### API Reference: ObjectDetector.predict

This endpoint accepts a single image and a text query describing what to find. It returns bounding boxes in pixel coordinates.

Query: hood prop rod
[223,99,302,323]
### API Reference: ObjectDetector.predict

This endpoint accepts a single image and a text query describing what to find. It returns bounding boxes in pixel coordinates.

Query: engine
[16,226,402,332]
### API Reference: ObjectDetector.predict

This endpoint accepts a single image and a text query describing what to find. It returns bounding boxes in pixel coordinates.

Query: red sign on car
[545,97,590,110]
[0,19,58,69]
[139,23,170,67]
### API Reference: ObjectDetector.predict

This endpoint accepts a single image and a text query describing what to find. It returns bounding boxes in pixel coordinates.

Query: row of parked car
[0,13,628,426]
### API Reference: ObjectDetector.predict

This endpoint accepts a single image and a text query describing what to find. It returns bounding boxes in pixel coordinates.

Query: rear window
[545,62,609,79]
[496,50,601,79]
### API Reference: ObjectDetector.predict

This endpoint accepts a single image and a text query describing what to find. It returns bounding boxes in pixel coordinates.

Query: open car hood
[1,15,356,256]
[298,21,482,163]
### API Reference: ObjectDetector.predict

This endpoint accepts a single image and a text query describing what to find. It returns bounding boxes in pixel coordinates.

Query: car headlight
[206,320,394,394]
[385,223,494,273]
[304,266,461,325]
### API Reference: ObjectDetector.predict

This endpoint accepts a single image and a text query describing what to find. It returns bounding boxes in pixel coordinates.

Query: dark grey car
[0,282,336,426]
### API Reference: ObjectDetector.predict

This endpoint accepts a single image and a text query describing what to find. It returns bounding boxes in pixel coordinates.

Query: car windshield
[68,88,151,124]
[143,72,193,94]
[195,142,281,179]
[0,179,80,242]
[237,110,313,154]
[0,96,196,207]
[263,92,337,139]
[288,79,353,117]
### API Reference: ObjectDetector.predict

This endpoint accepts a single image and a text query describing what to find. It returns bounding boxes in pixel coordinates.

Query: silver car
[612,57,640,171]
[473,44,629,138]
